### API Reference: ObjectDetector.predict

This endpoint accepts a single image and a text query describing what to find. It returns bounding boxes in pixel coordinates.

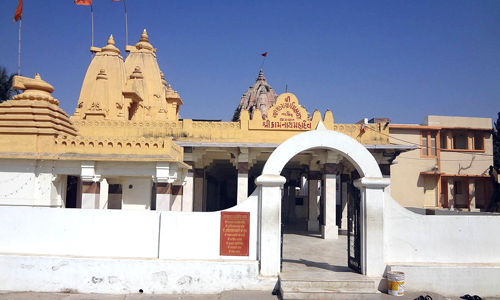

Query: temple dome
[232,69,277,121]
[124,29,169,121]
[72,35,127,120]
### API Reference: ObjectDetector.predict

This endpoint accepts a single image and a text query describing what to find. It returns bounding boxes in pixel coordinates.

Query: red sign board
[220,211,250,256]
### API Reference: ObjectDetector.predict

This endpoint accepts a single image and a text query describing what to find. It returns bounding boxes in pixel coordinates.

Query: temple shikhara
[0,29,498,297]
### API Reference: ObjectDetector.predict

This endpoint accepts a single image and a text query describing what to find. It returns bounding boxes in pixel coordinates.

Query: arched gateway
[255,124,390,277]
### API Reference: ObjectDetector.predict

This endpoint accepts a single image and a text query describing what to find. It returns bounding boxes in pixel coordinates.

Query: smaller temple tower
[72,30,182,123]
[232,69,277,121]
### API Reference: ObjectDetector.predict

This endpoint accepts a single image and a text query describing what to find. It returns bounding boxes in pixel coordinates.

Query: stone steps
[279,277,381,300]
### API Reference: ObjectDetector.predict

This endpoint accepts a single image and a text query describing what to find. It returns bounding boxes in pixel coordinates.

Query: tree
[0,67,19,103]
[486,113,500,212]
[494,112,500,169]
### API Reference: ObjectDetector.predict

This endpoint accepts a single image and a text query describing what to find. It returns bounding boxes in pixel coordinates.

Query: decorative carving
[89,102,102,111]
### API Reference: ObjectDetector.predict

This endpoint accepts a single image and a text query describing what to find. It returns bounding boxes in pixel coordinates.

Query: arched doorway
[256,124,389,277]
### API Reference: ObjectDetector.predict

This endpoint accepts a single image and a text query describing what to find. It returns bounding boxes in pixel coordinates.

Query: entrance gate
[347,182,362,273]
[256,126,389,277]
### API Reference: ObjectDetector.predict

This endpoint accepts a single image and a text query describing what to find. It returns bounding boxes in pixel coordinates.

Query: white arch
[262,128,382,178]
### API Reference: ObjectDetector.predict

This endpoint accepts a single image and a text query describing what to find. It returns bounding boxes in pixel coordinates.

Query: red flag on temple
[74,0,92,5]
[261,52,268,57]
[13,0,23,22]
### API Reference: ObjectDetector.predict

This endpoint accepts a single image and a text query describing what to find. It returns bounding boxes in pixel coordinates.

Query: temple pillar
[237,148,249,204]
[182,161,194,212]
[287,170,300,222]
[99,178,109,209]
[193,168,204,212]
[322,163,338,239]
[340,175,349,234]
[238,163,249,204]
[308,171,320,231]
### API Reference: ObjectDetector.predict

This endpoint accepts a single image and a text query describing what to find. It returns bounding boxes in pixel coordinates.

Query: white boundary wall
[384,191,500,296]
[0,191,267,294]
[159,191,258,260]
[384,192,500,264]
[0,207,160,258]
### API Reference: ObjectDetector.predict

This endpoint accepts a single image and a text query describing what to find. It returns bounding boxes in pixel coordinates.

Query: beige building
[389,115,493,210]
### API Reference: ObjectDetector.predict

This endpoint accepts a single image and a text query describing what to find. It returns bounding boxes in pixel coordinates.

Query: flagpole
[260,55,266,70]
[91,4,94,59]
[123,0,128,47]
[91,4,94,47]
[18,19,22,76]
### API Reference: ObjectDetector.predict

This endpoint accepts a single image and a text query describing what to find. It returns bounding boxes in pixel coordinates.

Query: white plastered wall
[0,187,262,294]
[0,207,160,258]
[384,190,500,296]
[385,191,500,263]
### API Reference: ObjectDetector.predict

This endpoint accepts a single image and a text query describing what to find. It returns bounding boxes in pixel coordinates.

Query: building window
[421,130,438,157]
[453,131,467,150]
[440,130,485,152]
[473,132,484,150]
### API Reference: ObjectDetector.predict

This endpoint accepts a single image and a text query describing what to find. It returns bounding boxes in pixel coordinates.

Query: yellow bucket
[387,271,405,296]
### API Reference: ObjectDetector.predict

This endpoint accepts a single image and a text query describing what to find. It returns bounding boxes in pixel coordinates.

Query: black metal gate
[347,182,362,273]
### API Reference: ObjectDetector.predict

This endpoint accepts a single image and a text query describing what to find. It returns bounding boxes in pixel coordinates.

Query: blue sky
[1,0,499,124]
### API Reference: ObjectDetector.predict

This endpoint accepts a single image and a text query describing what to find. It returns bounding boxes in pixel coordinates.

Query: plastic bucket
[387,271,405,296]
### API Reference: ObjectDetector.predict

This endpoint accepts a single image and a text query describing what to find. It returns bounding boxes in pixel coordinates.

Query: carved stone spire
[134,29,154,52]
[101,35,120,54]
[232,69,277,121]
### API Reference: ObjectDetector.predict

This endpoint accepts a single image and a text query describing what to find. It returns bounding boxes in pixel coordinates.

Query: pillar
[99,178,109,209]
[288,185,297,222]
[308,171,320,231]
[238,162,249,204]
[256,174,286,277]
[288,170,300,222]
[322,163,338,239]
[354,177,390,276]
[156,183,171,211]
[193,168,204,211]
[237,148,249,204]
[340,178,348,234]
[183,161,194,212]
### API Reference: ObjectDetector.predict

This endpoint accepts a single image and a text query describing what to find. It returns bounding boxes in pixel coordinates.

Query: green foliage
[232,107,242,122]
[0,67,19,103]
[494,112,500,169]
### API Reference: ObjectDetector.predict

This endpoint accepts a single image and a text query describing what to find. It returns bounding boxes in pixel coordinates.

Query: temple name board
[249,93,312,130]
[220,211,250,256]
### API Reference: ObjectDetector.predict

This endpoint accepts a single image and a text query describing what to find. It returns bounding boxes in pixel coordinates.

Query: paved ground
[0,290,278,300]
[2,290,497,300]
